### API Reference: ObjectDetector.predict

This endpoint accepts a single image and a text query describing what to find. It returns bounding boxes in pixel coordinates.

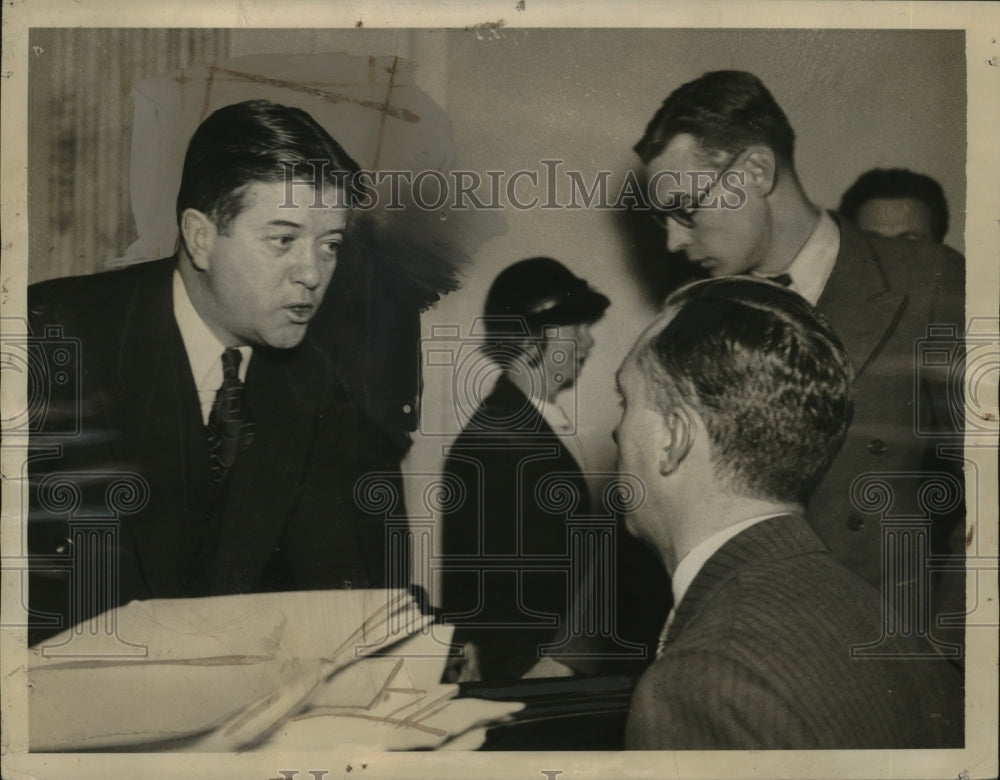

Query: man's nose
[666,223,692,254]
[290,245,323,290]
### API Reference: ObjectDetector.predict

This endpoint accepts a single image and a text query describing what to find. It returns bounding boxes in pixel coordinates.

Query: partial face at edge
[854,197,937,242]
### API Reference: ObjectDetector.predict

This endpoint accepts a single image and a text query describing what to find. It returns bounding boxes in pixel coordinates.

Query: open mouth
[284,303,315,323]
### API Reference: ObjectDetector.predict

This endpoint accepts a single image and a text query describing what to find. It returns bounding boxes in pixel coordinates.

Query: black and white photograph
[1,2,997,779]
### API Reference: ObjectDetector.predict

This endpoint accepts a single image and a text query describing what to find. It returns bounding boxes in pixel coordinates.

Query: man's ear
[658,405,695,477]
[179,208,217,271]
[742,145,777,197]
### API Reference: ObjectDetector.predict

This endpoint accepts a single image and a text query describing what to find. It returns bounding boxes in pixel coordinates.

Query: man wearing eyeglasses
[634,70,966,664]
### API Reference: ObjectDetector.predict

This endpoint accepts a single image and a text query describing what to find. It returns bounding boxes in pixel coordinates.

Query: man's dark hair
[838,168,949,243]
[176,99,360,235]
[634,70,796,167]
[637,278,854,504]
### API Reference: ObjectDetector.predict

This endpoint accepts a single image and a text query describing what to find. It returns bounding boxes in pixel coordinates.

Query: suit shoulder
[729,551,879,619]
[30,269,120,313]
[28,260,173,332]
[679,552,882,663]
[867,233,963,263]
[30,259,170,299]
[865,235,964,286]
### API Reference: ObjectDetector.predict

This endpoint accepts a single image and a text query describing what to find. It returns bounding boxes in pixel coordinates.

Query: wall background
[27,28,967,598]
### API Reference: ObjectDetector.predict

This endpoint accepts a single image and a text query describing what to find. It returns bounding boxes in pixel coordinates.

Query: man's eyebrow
[264,219,303,229]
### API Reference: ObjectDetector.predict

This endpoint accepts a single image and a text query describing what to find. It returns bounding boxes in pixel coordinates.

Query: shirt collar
[754,210,840,305]
[531,393,589,470]
[670,512,789,609]
[172,269,251,391]
[536,397,574,434]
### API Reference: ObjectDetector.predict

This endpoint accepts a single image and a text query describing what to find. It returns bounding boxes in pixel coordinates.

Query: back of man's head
[637,278,853,504]
[634,70,796,167]
[175,99,360,235]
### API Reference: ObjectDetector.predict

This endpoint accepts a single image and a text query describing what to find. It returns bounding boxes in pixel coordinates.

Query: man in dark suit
[439,257,610,681]
[633,70,965,659]
[616,278,963,749]
[27,100,389,646]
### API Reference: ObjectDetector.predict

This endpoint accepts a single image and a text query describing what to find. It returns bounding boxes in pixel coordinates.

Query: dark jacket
[27,258,389,645]
[439,375,590,679]
[809,217,966,653]
[625,514,964,749]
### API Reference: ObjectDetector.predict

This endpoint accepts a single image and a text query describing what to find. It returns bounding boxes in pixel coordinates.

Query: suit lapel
[110,259,202,595]
[818,216,910,379]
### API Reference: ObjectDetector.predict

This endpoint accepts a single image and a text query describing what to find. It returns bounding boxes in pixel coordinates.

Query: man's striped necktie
[206,348,254,489]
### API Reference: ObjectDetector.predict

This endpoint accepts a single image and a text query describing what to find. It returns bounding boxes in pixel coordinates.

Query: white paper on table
[28,588,426,751]
[258,626,525,752]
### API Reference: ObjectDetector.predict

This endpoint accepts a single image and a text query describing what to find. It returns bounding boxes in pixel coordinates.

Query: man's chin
[688,257,734,277]
[261,326,309,350]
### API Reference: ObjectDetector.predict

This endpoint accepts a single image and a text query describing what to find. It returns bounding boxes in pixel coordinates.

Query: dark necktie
[206,348,253,489]
[767,272,794,287]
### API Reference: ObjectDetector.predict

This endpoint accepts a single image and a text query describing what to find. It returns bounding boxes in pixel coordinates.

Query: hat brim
[525,288,611,327]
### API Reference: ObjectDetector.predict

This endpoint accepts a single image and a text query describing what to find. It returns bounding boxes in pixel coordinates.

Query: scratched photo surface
[1,13,998,780]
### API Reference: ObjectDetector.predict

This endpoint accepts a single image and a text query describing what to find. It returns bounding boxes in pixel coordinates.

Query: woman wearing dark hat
[439,257,610,682]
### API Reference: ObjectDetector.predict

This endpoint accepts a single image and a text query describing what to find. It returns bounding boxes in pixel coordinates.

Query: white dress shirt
[536,397,589,472]
[172,270,252,424]
[754,210,840,305]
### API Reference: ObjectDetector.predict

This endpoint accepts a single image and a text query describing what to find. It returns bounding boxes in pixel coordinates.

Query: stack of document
[29,589,522,751]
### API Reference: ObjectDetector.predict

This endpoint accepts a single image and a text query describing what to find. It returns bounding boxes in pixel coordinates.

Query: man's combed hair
[176,99,361,234]
[838,168,949,243]
[634,70,796,166]
[638,278,854,504]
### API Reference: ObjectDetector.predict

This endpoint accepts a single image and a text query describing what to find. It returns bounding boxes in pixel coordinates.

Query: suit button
[867,438,887,455]
[848,515,865,531]
[54,538,73,555]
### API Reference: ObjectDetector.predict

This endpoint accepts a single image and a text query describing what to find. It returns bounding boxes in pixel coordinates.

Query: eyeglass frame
[648,148,747,231]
